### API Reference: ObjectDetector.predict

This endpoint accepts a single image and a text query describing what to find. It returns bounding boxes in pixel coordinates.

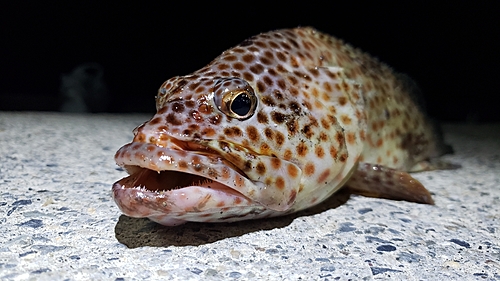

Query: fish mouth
[112,140,273,225]
[115,140,248,193]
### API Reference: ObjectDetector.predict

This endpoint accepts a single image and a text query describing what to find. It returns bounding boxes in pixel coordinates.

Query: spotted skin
[113,27,452,226]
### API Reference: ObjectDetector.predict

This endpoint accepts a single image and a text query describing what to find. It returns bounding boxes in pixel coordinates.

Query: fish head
[113,28,365,225]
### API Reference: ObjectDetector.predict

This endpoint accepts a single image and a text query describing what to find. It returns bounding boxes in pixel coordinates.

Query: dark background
[1,2,498,122]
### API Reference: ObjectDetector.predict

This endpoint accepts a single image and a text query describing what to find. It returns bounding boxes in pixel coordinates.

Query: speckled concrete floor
[1,112,499,280]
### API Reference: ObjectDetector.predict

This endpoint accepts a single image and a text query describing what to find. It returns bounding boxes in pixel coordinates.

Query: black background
[1,2,498,122]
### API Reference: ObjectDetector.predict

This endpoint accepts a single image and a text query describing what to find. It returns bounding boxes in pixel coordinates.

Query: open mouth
[126,169,216,192]
[113,140,252,197]
[112,137,284,225]
[115,165,248,198]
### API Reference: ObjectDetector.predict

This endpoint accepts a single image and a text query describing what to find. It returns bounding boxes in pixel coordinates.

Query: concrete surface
[0,111,499,280]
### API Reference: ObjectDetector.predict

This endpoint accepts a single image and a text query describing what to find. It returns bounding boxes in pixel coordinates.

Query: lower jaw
[111,170,262,225]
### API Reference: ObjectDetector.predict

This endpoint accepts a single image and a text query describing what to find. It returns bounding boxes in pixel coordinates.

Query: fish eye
[213,78,257,120]
[230,92,252,116]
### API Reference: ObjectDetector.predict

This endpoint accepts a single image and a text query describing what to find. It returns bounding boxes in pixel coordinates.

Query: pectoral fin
[345,162,434,204]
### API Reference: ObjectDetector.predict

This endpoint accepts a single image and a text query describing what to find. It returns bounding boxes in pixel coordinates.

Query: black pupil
[231,93,252,116]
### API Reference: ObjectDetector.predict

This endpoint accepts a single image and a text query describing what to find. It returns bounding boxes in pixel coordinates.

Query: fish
[112,27,455,226]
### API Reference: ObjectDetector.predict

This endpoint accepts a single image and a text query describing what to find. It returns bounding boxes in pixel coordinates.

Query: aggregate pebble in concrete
[0,112,499,280]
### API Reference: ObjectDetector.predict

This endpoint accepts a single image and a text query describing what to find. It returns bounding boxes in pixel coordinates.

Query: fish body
[113,27,451,226]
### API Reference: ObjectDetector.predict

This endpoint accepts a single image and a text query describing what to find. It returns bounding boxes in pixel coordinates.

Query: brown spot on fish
[319,132,328,142]
[166,113,182,126]
[250,64,264,75]
[376,138,383,147]
[302,124,314,138]
[305,162,315,176]
[297,142,308,157]
[246,126,259,142]
[347,132,356,145]
[339,153,347,163]
[264,128,274,140]
[242,72,254,82]
[242,54,255,63]
[275,132,285,146]
[272,112,286,124]
[179,161,188,169]
[287,164,298,178]
[224,127,243,138]
[321,117,331,130]
[338,96,347,106]
[256,162,266,175]
[201,128,216,137]
[315,146,325,158]
[318,169,330,184]
[149,117,161,125]
[257,111,269,124]
[224,55,237,61]
[135,133,146,142]
[233,62,245,70]
[290,88,299,97]
[330,145,338,159]
[276,176,285,190]
[217,64,229,70]
[340,115,351,125]
[209,114,222,125]
[283,149,292,161]
[262,96,276,107]
[171,102,185,113]
[335,132,344,145]
[274,90,284,100]
[260,143,271,154]
[286,119,298,135]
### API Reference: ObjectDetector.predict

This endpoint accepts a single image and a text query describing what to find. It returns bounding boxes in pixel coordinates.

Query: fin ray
[346,163,434,204]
